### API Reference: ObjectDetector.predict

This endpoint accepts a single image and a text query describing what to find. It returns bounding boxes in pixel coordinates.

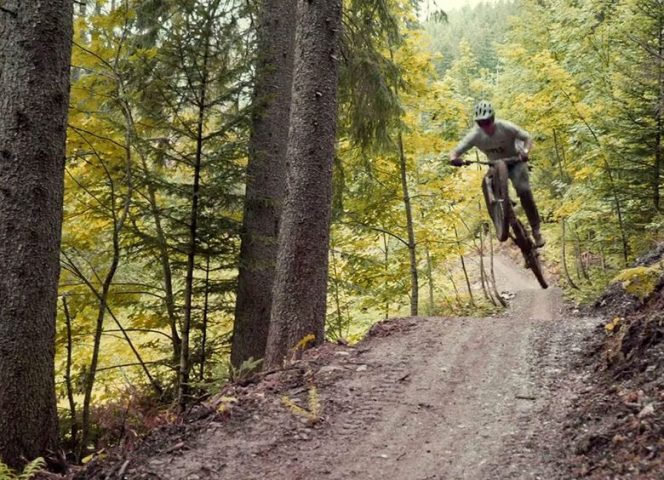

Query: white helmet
[474,100,494,121]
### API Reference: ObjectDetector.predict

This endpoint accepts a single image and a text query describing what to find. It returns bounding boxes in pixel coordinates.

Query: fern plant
[281,386,321,426]
[0,457,46,480]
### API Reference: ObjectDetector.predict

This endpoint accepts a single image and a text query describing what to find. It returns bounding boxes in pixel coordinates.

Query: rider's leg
[509,162,545,247]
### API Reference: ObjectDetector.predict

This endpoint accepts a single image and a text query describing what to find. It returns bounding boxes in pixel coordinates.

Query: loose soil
[75,255,612,480]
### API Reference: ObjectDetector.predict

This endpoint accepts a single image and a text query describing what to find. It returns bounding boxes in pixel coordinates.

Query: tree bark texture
[265,0,342,370]
[0,0,73,468]
[232,0,297,368]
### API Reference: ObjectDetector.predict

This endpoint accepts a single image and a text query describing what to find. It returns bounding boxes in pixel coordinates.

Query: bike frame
[455,155,548,289]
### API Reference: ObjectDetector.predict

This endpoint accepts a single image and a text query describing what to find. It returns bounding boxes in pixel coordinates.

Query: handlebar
[452,155,526,167]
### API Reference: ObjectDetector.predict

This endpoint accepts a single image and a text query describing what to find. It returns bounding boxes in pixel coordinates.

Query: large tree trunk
[264,0,342,370]
[231,0,297,368]
[0,0,73,469]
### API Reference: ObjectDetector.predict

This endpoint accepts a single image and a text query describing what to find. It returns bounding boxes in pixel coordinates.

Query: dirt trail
[117,256,598,480]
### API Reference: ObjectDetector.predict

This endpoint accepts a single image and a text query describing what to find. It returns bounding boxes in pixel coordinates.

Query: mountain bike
[458,156,548,289]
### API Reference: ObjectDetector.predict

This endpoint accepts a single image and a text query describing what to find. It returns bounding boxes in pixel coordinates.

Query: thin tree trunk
[79,110,135,458]
[330,247,345,340]
[0,1,72,468]
[397,130,418,316]
[488,228,507,307]
[232,0,297,368]
[552,129,571,183]
[383,233,389,319]
[139,153,181,363]
[425,247,435,315]
[454,226,475,306]
[264,0,342,370]
[574,229,591,282]
[654,18,663,211]
[478,225,496,305]
[561,219,579,289]
[199,255,211,382]
[178,35,210,408]
[442,294,455,312]
[573,237,582,282]
[446,268,463,307]
[62,297,78,446]
[62,251,162,395]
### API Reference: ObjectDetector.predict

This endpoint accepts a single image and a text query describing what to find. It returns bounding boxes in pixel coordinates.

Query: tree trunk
[654,19,663,211]
[488,228,507,307]
[139,153,181,364]
[446,268,463,307]
[478,225,495,305]
[0,0,73,468]
[574,229,591,283]
[397,130,418,316]
[383,233,389,319]
[78,124,134,458]
[454,226,475,306]
[265,0,342,370]
[425,247,435,315]
[561,219,579,289]
[199,255,211,382]
[62,297,78,447]
[330,246,345,340]
[178,33,210,408]
[232,0,297,368]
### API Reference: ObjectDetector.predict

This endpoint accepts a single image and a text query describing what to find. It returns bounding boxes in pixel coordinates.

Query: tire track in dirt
[308,256,597,480]
[117,256,597,480]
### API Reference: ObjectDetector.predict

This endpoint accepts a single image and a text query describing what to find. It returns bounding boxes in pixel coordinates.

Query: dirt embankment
[561,246,664,479]
[74,255,613,480]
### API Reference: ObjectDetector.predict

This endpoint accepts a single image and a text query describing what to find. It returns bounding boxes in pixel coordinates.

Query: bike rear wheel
[482,161,511,242]
[511,219,548,289]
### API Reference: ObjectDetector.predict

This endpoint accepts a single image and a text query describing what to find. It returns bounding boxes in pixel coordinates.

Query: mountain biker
[449,100,545,248]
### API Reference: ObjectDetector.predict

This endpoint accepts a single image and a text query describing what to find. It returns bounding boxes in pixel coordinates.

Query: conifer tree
[265,0,343,368]
[0,0,73,468]
[232,0,297,369]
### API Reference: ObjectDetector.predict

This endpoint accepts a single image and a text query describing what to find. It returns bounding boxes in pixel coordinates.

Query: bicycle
[457,155,548,289]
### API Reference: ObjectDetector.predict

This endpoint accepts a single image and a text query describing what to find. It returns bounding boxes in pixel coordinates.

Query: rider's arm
[450,129,478,161]
[523,137,534,156]
[505,121,533,158]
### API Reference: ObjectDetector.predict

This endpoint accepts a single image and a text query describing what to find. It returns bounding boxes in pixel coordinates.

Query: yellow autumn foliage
[612,264,663,301]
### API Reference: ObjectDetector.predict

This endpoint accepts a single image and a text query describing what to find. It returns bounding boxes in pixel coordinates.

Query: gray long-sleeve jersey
[452,119,531,161]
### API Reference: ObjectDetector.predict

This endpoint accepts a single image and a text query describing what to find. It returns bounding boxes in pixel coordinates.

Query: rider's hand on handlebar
[450,158,464,167]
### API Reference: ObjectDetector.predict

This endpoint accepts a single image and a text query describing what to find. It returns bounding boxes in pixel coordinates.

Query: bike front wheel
[482,161,511,242]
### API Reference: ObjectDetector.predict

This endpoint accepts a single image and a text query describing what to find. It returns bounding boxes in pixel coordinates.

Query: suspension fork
[483,167,497,204]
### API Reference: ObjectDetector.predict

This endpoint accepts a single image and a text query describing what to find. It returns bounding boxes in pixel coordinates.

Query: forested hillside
[424,0,515,73]
[0,0,662,473]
